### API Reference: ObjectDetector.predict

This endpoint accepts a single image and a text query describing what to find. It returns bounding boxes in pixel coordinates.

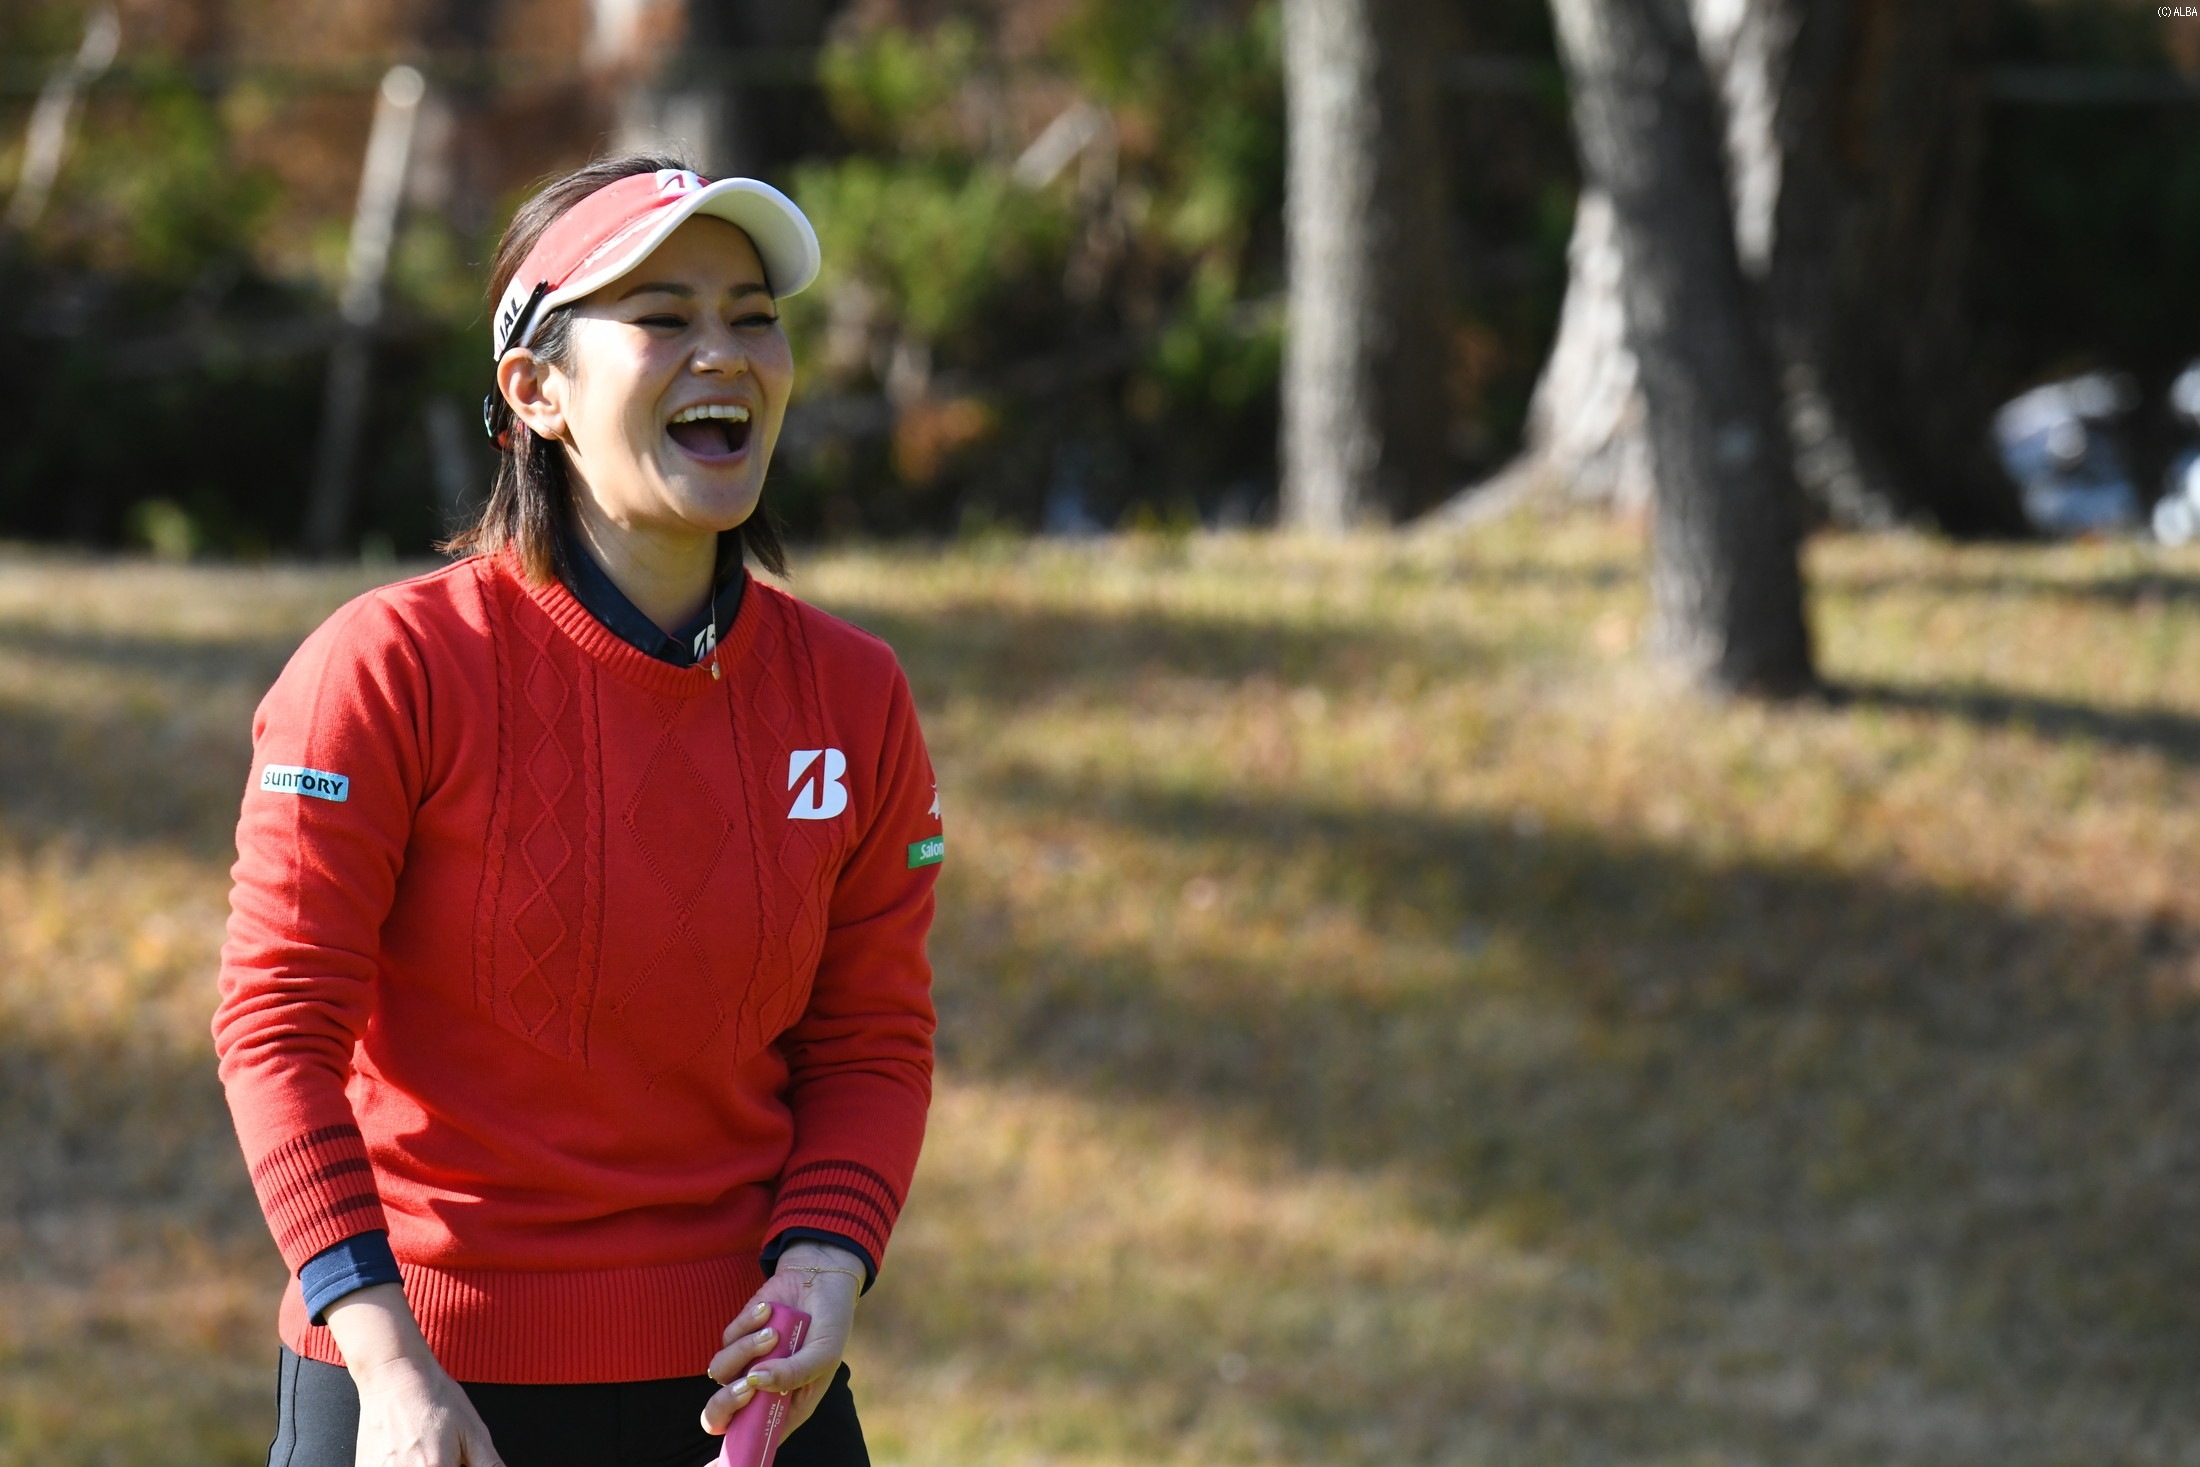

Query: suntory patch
[260,764,351,802]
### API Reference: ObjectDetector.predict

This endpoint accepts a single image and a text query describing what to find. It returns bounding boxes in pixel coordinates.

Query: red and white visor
[490,169,820,361]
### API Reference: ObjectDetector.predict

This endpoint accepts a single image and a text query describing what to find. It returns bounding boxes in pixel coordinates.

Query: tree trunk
[412,0,501,238]
[1452,187,1651,521]
[1550,0,1815,695]
[1454,0,2009,533]
[602,0,840,176]
[1728,0,2013,530]
[1700,0,1904,528]
[1279,0,1448,530]
[1817,0,2014,533]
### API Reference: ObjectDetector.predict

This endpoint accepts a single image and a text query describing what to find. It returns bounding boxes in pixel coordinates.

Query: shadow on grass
[822,600,1511,707]
[0,1011,273,1465]
[0,622,303,685]
[1834,679,2200,762]
[926,763,2200,1453]
[1820,565,2200,608]
[0,694,257,854]
[1415,559,1637,593]
[0,623,302,854]
[0,1020,260,1259]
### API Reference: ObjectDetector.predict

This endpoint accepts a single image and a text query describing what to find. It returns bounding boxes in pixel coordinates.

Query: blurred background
[1,0,2194,552]
[12,0,2200,1464]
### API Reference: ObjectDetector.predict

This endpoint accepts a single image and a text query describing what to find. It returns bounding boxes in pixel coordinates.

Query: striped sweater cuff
[248,1124,389,1271]
[766,1159,903,1269]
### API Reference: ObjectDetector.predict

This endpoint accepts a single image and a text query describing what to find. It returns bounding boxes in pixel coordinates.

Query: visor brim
[494,177,820,361]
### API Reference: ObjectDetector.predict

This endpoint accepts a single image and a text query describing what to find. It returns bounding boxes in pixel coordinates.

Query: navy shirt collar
[557,523,747,667]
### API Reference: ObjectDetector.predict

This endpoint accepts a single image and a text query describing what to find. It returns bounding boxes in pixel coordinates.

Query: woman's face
[505,215,794,539]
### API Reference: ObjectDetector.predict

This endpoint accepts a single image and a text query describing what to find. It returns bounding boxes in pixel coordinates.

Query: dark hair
[445,152,789,583]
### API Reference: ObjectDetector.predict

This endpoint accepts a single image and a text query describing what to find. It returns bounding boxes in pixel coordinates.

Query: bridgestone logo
[907,836,944,868]
[260,764,351,802]
[787,748,850,820]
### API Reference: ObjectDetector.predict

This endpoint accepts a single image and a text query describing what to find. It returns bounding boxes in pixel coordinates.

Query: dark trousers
[267,1347,869,1467]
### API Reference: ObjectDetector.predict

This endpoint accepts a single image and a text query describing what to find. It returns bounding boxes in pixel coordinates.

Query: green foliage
[0,70,306,550]
[1067,1,1284,258]
[126,499,201,562]
[794,156,1068,348]
[389,215,490,329]
[1146,260,1281,416]
[0,52,467,555]
[817,19,985,153]
[0,0,89,66]
[37,74,280,289]
[784,1,1288,529]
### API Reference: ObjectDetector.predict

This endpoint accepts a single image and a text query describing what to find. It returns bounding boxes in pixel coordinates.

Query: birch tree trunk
[1551,0,1815,695]
[1448,187,1651,521]
[1703,0,1905,528]
[1279,0,1447,530]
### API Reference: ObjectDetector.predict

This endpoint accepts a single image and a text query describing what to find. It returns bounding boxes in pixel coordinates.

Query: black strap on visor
[483,280,553,444]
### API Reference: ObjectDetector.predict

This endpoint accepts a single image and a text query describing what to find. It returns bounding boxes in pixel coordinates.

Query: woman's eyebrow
[617,280,774,302]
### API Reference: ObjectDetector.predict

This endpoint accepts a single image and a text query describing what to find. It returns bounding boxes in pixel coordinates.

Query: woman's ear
[497,351,567,443]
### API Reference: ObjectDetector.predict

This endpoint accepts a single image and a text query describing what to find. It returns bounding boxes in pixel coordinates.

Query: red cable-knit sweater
[212,553,939,1383]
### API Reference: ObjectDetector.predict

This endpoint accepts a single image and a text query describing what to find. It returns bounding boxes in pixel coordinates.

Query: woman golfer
[213,155,940,1467]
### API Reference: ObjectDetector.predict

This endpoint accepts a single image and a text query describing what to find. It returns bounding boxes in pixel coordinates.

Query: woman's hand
[326,1283,506,1467]
[702,1242,864,1439]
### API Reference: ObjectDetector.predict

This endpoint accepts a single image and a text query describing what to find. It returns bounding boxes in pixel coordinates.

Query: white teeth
[670,403,751,425]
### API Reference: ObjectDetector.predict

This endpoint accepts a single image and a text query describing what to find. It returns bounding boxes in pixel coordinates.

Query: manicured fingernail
[757,1328,775,1344]
[746,1371,770,1390]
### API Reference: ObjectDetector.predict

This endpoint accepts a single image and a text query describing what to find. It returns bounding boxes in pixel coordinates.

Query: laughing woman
[213,156,942,1467]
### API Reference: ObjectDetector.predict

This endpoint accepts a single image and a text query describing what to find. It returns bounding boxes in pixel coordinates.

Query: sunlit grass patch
[854,1081,1620,1467]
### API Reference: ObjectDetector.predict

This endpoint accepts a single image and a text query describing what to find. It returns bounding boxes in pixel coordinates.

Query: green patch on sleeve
[908,835,945,868]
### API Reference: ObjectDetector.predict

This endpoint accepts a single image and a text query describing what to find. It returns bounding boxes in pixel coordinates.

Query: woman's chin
[654,465,766,534]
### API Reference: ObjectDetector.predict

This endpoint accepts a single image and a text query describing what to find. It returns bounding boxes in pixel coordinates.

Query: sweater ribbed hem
[281,1255,766,1383]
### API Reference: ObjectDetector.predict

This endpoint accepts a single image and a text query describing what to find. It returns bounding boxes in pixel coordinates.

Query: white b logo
[787,749,848,820]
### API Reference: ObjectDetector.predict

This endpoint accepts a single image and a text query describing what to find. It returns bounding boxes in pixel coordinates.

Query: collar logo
[787,748,849,820]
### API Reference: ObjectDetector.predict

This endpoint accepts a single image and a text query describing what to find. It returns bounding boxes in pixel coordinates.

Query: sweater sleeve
[766,661,939,1270]
[212,595,429,1273]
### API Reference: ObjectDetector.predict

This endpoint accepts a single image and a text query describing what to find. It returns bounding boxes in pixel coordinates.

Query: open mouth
[666,402,754,461]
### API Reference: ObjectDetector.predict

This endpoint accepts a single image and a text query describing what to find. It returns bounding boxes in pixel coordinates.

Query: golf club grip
[716,1303,812,1467]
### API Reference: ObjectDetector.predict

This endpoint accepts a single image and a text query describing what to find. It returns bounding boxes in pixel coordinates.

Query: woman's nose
[692,323,749,376]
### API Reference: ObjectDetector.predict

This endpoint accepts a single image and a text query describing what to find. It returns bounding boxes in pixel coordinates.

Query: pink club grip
[717,1304,812,1467]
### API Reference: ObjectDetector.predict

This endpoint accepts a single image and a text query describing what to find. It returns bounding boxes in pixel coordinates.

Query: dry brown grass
[7,524,2200,1464]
